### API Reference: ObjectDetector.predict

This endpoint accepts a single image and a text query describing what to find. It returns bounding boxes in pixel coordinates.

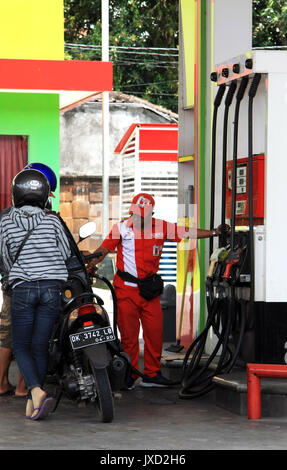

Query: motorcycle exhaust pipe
[108,356,128,391]
[110,356,126,374]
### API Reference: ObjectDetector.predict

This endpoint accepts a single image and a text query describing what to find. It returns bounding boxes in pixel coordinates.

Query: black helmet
[12,169,50,209]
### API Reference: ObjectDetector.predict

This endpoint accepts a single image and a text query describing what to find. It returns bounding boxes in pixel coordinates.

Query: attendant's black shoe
[140,371,173,388]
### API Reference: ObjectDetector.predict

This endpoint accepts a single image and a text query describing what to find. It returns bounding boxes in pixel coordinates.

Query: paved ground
[1,360,287,451]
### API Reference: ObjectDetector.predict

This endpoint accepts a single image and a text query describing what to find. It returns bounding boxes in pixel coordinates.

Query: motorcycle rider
[0,163,58,398]
[0,168,71,420]
[88,192,226,389]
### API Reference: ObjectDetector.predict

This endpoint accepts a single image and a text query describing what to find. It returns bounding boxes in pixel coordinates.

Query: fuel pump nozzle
[207,247,227,279]
[223,249,241,279]
[222,244,247,281]
[212,246,230,287]
[206,247,227,296]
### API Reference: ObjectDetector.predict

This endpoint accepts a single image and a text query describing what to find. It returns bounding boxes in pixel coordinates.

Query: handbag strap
[13,228,35,264]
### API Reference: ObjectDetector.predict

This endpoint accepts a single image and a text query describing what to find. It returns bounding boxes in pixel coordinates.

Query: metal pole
[102,0,109,237]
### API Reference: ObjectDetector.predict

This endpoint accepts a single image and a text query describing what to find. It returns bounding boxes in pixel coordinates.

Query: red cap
[129,193,155,217]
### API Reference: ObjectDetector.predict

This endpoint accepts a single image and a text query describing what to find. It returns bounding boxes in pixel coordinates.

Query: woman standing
[0,169,71,420]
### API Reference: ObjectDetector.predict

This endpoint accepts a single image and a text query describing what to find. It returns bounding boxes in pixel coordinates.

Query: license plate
[69,326,115,350]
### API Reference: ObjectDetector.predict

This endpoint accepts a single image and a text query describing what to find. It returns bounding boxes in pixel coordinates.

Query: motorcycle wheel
[89,362,114,423]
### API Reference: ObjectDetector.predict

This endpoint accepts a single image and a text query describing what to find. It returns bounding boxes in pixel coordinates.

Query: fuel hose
[178,78,251,399]
[230,76,249,251]
[210,84,226,257]
[179,290,234,398]
[219,76,249,373]
[220,80,237,247]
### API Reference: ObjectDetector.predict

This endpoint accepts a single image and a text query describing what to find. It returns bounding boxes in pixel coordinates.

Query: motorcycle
[47,218,131,423]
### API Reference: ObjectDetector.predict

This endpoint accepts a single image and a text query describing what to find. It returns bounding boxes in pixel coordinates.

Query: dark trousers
[11,280,61,398]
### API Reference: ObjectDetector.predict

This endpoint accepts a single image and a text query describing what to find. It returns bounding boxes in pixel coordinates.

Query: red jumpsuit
[101,216,183,378]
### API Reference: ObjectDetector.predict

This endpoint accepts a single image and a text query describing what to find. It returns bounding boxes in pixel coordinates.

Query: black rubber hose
[179,299,221,396]
[230,77,249,251]
[179,306,232,398]
[179,291,246,399]
[225,299,247,373]
[220,80,237,248]
[179,78,252,399]
[179,77,260,399]
[181,302,219,378]
[210,84,226,257]
[213,289,234,373]
[179,293,234,397]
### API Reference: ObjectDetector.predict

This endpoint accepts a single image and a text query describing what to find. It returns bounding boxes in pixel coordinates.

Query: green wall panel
[0,92,60,209]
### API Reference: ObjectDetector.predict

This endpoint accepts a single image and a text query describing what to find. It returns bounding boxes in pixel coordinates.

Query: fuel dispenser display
[226,153,264,226]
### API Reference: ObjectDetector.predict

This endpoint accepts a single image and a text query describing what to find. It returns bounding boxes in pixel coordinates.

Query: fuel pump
[179,65,263,399]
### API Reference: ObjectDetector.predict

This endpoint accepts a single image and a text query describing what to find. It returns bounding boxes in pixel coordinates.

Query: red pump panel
[225,153,265,225]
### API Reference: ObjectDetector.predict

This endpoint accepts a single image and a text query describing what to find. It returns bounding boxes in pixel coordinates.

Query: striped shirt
[0,205,71,285]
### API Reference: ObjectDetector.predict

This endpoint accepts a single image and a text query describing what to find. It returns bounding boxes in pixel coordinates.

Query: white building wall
[60,99,177,178]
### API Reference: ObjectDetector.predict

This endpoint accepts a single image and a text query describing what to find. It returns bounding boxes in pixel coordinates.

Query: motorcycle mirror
[78,221,97,242]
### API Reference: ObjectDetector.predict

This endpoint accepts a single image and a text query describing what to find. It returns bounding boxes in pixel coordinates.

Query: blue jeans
[11,280,61,398]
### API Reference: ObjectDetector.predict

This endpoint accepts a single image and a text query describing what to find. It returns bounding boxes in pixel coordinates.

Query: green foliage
[253,0,287,46]
[64,0,179,113]
[64,1,287,113]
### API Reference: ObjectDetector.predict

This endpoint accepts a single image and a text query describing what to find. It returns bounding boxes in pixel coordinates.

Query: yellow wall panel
[180,0,195,107]
[0,0,64,60]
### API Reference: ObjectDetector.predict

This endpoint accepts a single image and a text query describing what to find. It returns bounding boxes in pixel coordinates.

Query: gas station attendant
[89,193,226,389]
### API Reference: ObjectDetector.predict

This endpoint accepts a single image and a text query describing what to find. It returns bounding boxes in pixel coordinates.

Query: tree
[65,0,178,112]
[253,0,287,46]
[64,1,287,112]
[64,0,179,112]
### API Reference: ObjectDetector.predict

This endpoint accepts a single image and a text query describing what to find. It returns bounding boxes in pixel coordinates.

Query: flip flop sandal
[31,397,55,421]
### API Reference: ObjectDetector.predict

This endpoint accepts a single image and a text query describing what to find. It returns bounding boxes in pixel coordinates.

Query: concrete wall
[60,100,178,178]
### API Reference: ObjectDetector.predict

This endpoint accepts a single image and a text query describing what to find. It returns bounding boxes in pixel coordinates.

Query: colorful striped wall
[178,0,207,344]
[0,1,64,209]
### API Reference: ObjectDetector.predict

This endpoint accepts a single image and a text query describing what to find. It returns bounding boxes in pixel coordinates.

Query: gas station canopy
[0,58,113,109]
